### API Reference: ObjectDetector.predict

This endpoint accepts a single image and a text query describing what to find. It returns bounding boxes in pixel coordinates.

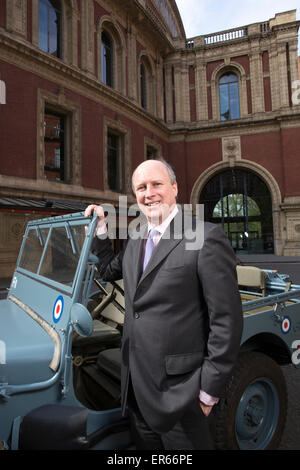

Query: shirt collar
[147,204,179,237]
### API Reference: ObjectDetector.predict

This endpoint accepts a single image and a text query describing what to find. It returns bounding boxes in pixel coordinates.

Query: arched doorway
[199,168,274,254]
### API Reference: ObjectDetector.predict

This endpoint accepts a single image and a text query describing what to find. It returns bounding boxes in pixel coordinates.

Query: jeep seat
[72,281,124,356]
[237,265,266,298]
[72,319,121,356]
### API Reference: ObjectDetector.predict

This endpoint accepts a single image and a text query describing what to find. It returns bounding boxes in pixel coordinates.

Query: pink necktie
[143,229,158,272]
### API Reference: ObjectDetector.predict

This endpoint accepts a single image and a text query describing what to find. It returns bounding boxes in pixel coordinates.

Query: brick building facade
[0,0,299,278]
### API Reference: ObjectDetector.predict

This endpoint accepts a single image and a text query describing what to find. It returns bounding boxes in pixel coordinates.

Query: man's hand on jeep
[85,204,107,236]
[84,204,105,220]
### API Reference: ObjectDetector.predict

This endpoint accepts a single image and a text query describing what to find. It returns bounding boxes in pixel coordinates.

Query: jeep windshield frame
[15,212,98,297]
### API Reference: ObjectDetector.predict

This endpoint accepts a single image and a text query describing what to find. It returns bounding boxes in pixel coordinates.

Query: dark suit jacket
[92,210,243,433]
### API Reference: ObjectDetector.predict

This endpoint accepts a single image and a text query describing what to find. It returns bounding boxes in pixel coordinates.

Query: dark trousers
[127,381,217,450]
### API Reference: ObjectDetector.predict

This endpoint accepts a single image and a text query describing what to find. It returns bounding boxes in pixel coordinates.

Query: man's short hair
[131,159,177,193]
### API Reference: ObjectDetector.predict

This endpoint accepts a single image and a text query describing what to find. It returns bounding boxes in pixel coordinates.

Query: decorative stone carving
[287,217,300,241]
[222,136,241,165]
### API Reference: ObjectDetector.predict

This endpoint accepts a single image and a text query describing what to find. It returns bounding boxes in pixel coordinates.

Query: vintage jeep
[0,212,129,450]
[1,211,300,450]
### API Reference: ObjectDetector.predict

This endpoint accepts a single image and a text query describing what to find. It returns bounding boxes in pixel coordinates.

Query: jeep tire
[215,351,287,450]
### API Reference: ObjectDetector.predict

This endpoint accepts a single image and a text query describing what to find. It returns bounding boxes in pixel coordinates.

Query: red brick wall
[169,138,223,203]
[0,61,41,179]
[233,55,250,75]
[263,77,272,111]
[280,128,300,197]
[206,60,224,82]
[0,61,169,191]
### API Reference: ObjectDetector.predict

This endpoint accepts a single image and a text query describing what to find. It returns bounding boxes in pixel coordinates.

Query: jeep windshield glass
[19,227,49,273]
[39,225,86,285]
[19,224,87,287]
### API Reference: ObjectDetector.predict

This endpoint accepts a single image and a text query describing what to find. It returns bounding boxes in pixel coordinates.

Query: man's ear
[173,181,178,198]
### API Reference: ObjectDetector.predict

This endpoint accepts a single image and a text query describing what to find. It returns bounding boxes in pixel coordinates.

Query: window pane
[141,64,147,109]
[219,84,230,121]
[101,42,107,83]
[107,133,120,191]
[49,7,58,56]
[101,32,113,87]
[38,1,48,52]
[219,73,240,120]
[38,0,61,58]
[146,145,157,159]
[219,73,238,85]
[229,82,240,119]
[44,111,65,182]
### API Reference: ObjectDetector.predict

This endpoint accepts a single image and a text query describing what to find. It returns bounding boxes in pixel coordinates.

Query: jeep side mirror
[70,303,93,337]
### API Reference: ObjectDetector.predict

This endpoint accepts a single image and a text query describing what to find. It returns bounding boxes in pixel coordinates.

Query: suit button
[134,313,140,319]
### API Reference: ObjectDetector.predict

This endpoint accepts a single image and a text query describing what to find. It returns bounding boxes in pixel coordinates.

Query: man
[85,159,243,450]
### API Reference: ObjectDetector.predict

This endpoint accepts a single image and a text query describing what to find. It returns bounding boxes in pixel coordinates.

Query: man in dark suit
[85,159,243,450]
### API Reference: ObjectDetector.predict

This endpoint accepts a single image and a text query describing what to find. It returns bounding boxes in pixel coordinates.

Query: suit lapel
[137,210,183,285]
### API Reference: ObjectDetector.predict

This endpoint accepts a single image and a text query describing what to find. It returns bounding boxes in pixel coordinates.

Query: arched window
[101,31,113,87]
[200,169,274,254]
[219,72,240,121]
[38,0,62,58]
[139,56,154,113]
[140,64,147,109]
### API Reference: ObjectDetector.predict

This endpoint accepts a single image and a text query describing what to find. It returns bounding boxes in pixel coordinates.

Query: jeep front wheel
[215,352,287,450]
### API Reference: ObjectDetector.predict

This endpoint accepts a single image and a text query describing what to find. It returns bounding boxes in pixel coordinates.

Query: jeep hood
[0,297,59,386]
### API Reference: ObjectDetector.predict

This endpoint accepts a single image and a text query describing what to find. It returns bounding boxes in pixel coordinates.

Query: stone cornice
[272,20,300,33]
[129,0,176,53]
[280,202,300,212]
[0,174,136,206]
[168,109,300,141]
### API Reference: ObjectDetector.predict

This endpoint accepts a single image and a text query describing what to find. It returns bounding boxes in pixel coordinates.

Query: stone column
[6,0,27,38]
[164,63,174,123]
[277,42,290,108]
[70,5,79,67]
[62,2,78,66]
[80,0,95,74]
[195,58,208,121]
[249,43,265,113]
[288,40,299,105]
[173,60,190,123]
[269,42,280,110]
[127,24,137,103]
[155,57,164,120]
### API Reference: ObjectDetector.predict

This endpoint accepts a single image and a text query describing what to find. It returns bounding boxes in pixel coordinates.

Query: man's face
[133,160,178,225]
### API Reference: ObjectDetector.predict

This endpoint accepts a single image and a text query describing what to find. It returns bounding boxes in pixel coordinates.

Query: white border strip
[8,295,62,371]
